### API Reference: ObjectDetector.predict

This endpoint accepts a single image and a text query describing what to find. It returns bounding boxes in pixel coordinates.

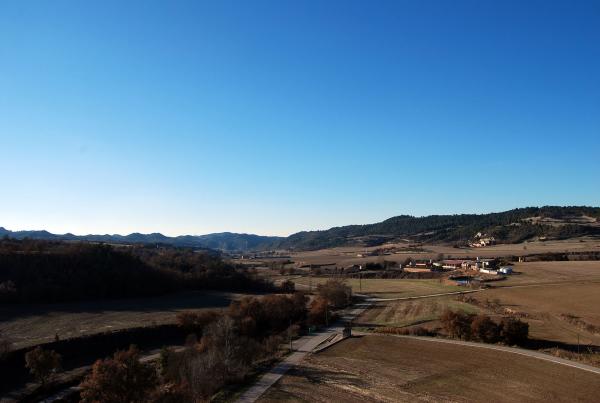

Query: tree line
[0,239,273,304]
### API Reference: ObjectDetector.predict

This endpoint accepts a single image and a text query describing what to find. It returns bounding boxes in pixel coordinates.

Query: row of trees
[12,279,353,401]
[79,281,354,402]
[440,309,529,345]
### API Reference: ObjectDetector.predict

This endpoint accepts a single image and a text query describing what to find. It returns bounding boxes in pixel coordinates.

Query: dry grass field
[0,291,240,349]
[348,261,600,345]
[292,277,464,298]
[259,335,600,403]
[357,295,479,328]
[476,283,600,346]
[473,261,600,345]
[497,260,600,286]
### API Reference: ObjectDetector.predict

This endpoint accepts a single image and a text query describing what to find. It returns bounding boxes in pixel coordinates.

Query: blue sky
[1,0,599,236]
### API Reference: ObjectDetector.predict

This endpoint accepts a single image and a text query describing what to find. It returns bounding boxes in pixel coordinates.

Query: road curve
[365,333,600,376]
[235,303,370,403]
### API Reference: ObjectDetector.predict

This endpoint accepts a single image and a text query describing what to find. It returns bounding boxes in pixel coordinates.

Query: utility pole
[325,304,329,327]
[357,265,363,294]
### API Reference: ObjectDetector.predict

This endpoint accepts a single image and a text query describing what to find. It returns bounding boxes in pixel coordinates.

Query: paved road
[364,333,600,376]
[235,303,371,403]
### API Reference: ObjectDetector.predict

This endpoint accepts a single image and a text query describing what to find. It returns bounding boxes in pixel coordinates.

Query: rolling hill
[2,206,599,252]
[275,206,600,250]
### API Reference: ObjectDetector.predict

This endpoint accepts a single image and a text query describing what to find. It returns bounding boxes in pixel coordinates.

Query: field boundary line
[367,289,483,302]
[374,334,600,375]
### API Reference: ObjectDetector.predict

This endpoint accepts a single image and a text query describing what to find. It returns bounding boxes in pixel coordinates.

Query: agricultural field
[475,282,600,346]
[292,277,464,298]
[356,295,479,329]
[0,291,239,349]
[467,260,600,345]
[348,261,600,345]
[496,260,600,286]
[259,335,600,403]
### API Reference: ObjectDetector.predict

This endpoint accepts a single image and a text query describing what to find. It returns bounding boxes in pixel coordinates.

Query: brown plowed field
[260,335,600,402]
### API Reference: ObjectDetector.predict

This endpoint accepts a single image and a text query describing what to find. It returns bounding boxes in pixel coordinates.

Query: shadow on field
[526,338,600,353]
[0,291,236,321]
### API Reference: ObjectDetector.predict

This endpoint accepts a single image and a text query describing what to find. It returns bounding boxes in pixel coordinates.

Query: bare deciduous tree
[79,345,157,403]
[25,346,62,386]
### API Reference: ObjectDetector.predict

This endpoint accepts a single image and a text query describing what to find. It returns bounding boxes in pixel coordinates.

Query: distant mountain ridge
[2,206,599,252]
[0,228,281,252]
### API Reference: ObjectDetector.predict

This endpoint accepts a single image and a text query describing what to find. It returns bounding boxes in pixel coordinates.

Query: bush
[280,280,295,293]
[440,309,473,340]
[316,279,352,308]
[308,296,329,326]
[228,293,307,338]
[471,315,501,343]
[175,310,221,334]
[24,346,61,385]
[501,317,529,345]
[80,345,157,403]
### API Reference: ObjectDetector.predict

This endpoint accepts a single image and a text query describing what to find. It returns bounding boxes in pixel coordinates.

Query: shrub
[501,317,529,345]
[471,315,501,343]
[25,346,61,386]
[79,345,157,403]
[280,280,295,293]
[440,309,473,340]
[175,310,221,333]
[308,296,329,326]
[316,279,352,308]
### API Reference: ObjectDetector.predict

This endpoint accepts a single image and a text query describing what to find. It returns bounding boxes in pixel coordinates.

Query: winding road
[235,303,371,403]
[238,293,600,403]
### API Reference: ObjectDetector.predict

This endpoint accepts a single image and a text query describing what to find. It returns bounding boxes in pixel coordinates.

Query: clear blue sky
[1,1,599,236]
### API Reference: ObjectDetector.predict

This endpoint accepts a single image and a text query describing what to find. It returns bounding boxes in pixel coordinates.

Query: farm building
[414,259,433,268]
[470,257,497,270]
[441,259,468,270]
[498,266,513,275]
[480,268,499,275]
[461,260,477,270]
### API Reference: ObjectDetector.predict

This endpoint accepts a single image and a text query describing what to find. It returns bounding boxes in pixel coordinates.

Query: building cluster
[405,257,513,276]
[469,232,496,248]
